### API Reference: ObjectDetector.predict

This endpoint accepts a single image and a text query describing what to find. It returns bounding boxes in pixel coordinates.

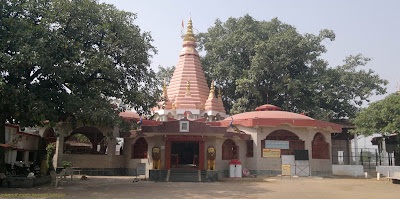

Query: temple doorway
[171,142,199,169]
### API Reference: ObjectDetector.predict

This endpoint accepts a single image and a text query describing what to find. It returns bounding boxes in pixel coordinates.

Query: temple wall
[61,154,122,168]
[237,126,334,176]
[213,137,247,178]
[123,136,165,178]
[239,127,259,171]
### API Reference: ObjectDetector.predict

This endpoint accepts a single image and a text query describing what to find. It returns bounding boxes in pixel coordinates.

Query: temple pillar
[382,137,388,166]
[54,135,64,168]
[107,140,116,156]
[199,141,205,170]
[164,140,171,169]
[354,133,359,165]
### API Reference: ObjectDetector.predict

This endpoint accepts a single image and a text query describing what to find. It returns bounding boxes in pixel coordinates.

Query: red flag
[184,110,187,117]
[182,19,184,29]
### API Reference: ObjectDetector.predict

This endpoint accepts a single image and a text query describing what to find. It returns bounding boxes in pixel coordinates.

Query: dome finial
[397,81,400,94]
[208,81,215,99]
[183,17,196,42]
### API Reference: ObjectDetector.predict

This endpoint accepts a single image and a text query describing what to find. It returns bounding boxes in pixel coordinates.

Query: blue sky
[100,0,400,104]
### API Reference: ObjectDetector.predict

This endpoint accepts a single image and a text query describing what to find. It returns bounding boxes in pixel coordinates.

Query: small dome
[255,104,281,111]
[226,110,313,121]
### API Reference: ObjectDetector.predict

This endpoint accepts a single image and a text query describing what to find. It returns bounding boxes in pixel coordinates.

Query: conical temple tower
[154,18,226,121]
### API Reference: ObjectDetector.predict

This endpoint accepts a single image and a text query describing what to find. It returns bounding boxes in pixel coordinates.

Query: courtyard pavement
[0,175,399,199]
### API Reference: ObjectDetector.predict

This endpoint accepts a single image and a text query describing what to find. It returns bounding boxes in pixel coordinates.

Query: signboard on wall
[262,149,281,158]
[265,140,289,149]
[282,164,291,176]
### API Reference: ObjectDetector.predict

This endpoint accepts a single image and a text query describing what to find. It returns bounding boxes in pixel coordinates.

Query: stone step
[168,170,203,182]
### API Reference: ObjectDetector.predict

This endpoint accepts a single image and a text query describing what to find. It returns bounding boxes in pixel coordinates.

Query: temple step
[168,170,204,182]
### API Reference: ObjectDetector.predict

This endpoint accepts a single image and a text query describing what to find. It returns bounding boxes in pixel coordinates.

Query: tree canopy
[156,65,175,85]
[197,15,387,120]
[351,93,400,137]
[0,0,159,172]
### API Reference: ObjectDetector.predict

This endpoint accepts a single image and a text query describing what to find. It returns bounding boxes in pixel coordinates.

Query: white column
[354,133,359,165]
[381,137,388,166]
[54,135,64,168]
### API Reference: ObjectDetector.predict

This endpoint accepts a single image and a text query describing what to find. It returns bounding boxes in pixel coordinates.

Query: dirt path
[1,176,399,199]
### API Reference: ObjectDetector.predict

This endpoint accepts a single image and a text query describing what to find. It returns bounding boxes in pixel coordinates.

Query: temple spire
[183,17,196,42]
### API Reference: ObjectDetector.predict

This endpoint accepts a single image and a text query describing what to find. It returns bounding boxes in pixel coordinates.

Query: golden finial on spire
[183,17,196,42]
[162,81,168,98]
[186,79,191,95]
[397,81,400,94]
[208,81,215,98]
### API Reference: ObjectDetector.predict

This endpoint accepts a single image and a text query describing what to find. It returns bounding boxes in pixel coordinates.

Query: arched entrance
[263,129,305,155]
[263,129,309,176]
[64,127,106,154]
[164,135,205,170]
[312,133,330,159]
[43,128,57,146]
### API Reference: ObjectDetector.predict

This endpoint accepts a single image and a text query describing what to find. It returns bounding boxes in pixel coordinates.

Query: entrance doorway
[164,135,206,170]
[171,142,199,169]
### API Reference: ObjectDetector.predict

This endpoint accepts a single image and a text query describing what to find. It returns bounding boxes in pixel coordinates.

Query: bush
[62,161,73,168]
[46,143,56,174]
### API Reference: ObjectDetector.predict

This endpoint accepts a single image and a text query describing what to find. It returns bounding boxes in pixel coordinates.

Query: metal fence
[331,147,396,169]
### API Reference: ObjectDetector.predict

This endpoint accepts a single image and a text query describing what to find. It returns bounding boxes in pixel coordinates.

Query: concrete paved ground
[0,175,399,199]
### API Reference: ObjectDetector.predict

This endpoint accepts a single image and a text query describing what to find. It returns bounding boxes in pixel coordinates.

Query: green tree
[46,143,56,173]
[0,0,159,173]
[198,15,387,119]
[351,93,400,137]
[156,65,175,85]
[352,93,400,166]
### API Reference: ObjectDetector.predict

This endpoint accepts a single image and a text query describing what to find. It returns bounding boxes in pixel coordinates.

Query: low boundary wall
[376,166,400,177]
[332,165,364,177]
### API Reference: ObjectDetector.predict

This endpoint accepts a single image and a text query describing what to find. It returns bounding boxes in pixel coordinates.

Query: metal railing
[331,147,396,168]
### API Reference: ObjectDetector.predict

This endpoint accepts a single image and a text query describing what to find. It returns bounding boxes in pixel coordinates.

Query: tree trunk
[0,115,6,173]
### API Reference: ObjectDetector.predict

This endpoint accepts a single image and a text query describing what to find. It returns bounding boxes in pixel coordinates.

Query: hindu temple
[34,18,342,182]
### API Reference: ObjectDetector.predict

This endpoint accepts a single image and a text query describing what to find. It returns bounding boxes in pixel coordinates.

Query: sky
[100,0,400,104]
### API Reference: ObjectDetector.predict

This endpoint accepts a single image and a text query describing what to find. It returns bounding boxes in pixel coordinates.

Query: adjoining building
[2,124,40,166]
[371,134,399,166]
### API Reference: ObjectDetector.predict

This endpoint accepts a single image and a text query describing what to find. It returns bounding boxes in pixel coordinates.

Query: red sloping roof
[216,118,341,132]
[119,111,140,119]
[142,120,163,126]
[225,111,314,121]
[216,110,341,132]
[0,144,12,148]
[167,117,178,121]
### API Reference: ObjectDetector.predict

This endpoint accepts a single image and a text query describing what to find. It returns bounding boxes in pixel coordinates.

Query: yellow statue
[152,147,161,169]
[207,146,216,170]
